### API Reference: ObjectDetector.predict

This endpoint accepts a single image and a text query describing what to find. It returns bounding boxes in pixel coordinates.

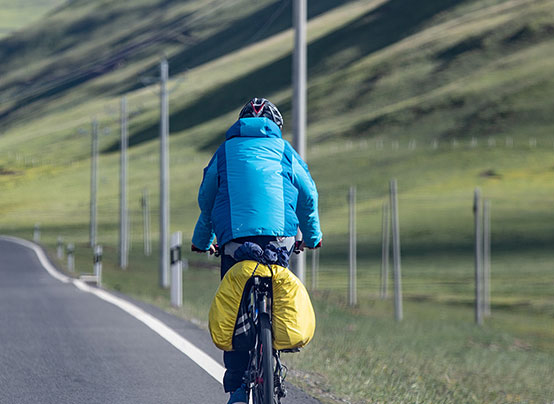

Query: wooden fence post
[483,199,491,317]
[380,202,390,299]
[390,179,403,321]
[348,186,357,306]
[474,189,484,325]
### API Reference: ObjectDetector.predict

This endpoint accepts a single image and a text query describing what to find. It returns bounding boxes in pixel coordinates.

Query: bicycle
[213,242,304,404]
[239,275,281,404]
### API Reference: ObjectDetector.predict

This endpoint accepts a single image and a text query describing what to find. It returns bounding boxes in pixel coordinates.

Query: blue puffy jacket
[192,117,322,249]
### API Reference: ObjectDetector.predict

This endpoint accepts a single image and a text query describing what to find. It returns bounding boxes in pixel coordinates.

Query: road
[0,237,320,404]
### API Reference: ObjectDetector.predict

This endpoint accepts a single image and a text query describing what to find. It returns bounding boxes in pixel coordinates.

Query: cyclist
[191,97,322,404]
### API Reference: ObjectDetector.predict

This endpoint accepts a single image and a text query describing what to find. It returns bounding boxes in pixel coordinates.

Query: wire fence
[2,134,554,170]
[306,186,554,319]
[10,181,553,323]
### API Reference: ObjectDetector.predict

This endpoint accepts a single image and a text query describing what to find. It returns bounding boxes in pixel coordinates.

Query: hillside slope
[0,0,348,129]
[1,1,553,403]
[0,0,65,38]
[1,0,553,152]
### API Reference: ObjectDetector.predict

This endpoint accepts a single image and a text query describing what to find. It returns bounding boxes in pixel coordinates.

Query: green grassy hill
[1,0,553,403]
[0,0,66,38]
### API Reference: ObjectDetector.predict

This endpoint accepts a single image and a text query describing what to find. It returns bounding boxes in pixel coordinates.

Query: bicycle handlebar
[196,239,319,257]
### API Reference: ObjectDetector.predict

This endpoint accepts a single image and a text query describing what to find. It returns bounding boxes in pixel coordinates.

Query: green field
[1,0,554,402]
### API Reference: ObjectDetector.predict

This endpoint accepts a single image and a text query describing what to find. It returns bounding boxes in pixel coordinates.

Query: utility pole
[90,119,99,248]
[119,96,129,269]
[291,0,307,284]
[159,58,170,288]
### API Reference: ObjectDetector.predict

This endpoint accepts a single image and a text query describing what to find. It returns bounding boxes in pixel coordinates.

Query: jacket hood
[225,117,282,140]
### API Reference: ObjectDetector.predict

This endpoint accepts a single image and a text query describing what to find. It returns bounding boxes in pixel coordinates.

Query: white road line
[0,236,71,284]
[0,236,225,385]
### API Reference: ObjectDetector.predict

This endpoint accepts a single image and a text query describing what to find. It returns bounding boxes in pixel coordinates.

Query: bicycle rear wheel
[257,313,274,404]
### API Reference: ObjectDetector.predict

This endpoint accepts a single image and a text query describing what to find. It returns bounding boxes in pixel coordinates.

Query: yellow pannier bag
[209,260,316,351]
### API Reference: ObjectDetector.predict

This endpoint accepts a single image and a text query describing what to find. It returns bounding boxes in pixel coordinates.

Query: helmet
[239,98,283,129]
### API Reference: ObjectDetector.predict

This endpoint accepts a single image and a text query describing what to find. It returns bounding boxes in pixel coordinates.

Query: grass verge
[12,226,553,404]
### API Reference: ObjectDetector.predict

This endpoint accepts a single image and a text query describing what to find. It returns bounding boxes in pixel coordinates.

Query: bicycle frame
[244,276,287,404]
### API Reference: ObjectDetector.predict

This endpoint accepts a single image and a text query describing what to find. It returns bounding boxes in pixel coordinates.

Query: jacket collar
[225,117,282,140]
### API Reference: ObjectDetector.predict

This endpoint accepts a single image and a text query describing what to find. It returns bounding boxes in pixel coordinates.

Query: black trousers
[220,236,290,393]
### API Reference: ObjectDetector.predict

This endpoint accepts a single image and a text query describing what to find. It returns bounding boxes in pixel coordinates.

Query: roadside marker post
[170,231,183,308]
[33,223,40,243]
[57,237,64,259]
[94,245,103,287]
[67,243,75,273]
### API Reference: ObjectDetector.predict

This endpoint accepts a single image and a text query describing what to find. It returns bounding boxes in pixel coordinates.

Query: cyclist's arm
[289,146,323,248]
[192,154,218,250]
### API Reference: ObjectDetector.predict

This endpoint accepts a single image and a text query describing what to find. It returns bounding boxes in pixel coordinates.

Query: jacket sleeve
[192,153,218,250]
[290,146,323,248]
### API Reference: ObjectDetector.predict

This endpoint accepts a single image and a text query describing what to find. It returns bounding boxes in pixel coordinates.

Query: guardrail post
[67,243,75,273]
[170,231,183,307]
[94,245,103,287]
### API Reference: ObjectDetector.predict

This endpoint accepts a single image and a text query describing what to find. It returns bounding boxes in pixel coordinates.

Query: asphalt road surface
[0,237,321,404]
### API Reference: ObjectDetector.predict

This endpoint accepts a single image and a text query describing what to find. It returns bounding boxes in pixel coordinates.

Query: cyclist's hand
[294,240,305,254]
[294,240,321,253]
[209,244,218,256]
[191,244,216,254]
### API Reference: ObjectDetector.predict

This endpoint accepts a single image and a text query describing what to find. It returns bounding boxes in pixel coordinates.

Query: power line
[249,0,291,44]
